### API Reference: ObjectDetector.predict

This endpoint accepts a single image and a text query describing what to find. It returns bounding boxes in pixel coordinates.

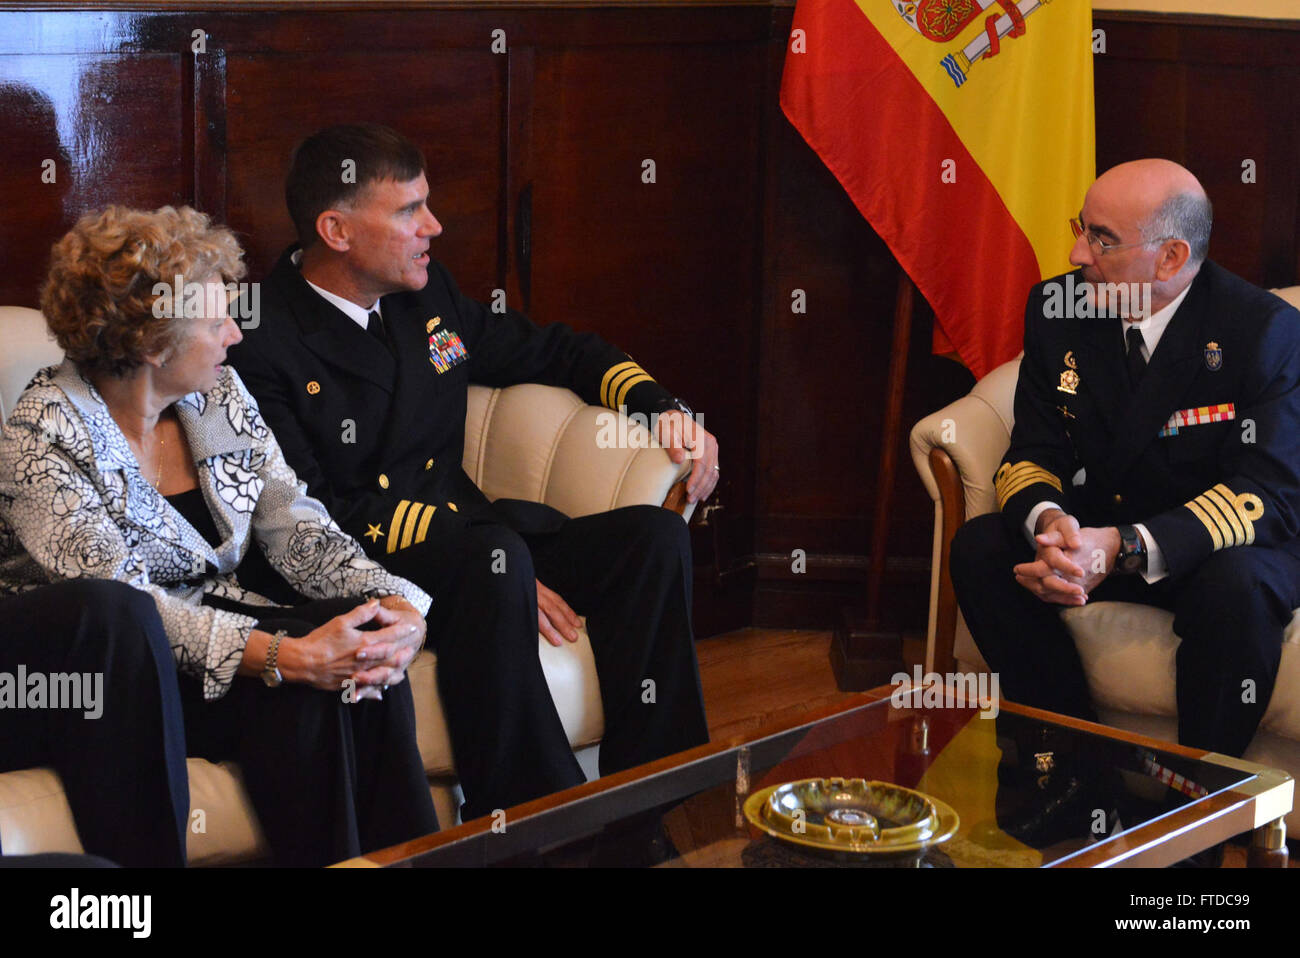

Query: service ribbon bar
[1158,402,1235,437]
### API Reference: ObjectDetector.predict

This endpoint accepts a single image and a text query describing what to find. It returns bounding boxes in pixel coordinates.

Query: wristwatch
[655,396,695,421]
[261,629,286,687]
[1115,525,1147,575]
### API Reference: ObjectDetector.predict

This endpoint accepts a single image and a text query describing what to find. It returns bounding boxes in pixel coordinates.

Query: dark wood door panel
[524,41,762,450]
[223,51,505,288]
[522,40,766,636]
[0,53,185,307]
[526,44,762,338]
[1093,16,1300,289]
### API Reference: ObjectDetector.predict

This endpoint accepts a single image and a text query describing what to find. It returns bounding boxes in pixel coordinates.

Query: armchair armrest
[909,356,1021,673]
[463,383,696,523]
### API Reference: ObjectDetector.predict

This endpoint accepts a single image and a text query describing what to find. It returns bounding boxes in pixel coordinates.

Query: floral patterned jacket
[0,361,432,700]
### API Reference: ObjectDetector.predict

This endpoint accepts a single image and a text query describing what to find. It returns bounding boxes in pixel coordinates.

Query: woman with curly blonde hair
[0,206,438,865]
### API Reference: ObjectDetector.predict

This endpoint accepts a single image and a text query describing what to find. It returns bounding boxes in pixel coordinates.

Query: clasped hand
[284,596,425,700]
[1013,511,1121,606]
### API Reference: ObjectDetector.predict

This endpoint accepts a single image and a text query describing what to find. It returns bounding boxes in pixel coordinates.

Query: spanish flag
[780,0,1095,379]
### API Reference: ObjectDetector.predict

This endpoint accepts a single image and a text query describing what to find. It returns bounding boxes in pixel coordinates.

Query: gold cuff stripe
[996,462,1061,487]
[997,476,1051,507]
[1186,499,1225,550]
[399,504,424,551]
[995,461,1062,509]
[1185,484,1264,550]
[387,500,413,555]
[600,362,639,408]
[996,467,1049,491]
[414,504,436,545]
[1203,487,1245,545]
[613,373,654,410]
[604,366,646,409]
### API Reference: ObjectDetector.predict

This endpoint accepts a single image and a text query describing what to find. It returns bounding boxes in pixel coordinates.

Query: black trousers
[180,596,437,867]
[383,505,710,821]
[0,580,189,867]
[951,512,1300,756]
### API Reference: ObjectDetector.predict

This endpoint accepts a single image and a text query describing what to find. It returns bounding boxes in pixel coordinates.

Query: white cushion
[1065,603,1300,739]
[0,306,62,422]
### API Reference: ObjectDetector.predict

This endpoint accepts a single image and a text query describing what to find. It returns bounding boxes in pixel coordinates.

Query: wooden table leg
[1246,816,1289,868]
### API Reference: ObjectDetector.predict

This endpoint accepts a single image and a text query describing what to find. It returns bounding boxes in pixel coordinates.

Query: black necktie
[1125,325,1147,387]
[366,310,391,354]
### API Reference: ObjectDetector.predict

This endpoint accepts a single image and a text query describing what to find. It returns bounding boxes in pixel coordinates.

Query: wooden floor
[694,627,1284,868]
[695,627,849,742]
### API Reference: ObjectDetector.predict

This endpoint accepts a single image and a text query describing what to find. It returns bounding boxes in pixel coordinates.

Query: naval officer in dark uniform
[228,124,717,821]
[951,159,1300,757]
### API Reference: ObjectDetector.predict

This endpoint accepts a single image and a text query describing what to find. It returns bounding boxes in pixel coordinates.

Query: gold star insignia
[364,523,383,542]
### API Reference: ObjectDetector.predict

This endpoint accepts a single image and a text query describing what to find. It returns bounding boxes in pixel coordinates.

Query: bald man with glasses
[950,158,1300,759]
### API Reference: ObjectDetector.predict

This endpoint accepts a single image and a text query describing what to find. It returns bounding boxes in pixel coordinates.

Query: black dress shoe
[589,814,678,868]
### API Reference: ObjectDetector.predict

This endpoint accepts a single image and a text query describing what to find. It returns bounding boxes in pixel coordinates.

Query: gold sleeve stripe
[613,373,654,410]
[399,503,424,551]
[996,467,1047,490]
[994,461,1062,509]
[1202,487,1245,545]
[600,362,639,408]
[996,462,1058,484]
[387,500,414,555]
[1186,499,1226,550]
[997,475,1051,506]
[1185,484,1265,550]
[995,467,1057,489]
[603,365,648,410]
[414,503,436,545]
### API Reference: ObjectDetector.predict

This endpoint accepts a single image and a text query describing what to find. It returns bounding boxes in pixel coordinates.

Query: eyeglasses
[1069,217,1170,255]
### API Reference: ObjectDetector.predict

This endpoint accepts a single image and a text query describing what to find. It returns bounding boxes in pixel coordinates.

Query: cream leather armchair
[0,305,695,863]
[909,287,1300,833]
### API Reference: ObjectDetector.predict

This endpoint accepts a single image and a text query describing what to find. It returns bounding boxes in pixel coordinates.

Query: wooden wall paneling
[506,42,536,310]
[752,5,974,631]
[0,49,188,307]
[522,32,767,636]
[1093,16,1300,288]
[222,44,506,290]
[192,47,227,224]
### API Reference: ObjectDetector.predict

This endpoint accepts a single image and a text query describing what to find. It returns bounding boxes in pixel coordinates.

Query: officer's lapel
[1074,316,1128,433]
[379,292,434,395]
[283,260,397,394]
[1109,277,1209,479]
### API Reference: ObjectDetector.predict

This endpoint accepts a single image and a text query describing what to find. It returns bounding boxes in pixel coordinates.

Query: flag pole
[831,266,913,690]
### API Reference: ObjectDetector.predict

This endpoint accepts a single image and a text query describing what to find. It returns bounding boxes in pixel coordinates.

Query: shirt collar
[290,248,380,330]
[1125,279,1194,358]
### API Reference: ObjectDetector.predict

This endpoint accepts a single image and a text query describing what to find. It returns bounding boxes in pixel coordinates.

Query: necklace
[123,425,165,490]
[151,433,165,489]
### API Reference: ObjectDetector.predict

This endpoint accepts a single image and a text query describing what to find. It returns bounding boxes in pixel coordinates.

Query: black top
[165,487,221,548]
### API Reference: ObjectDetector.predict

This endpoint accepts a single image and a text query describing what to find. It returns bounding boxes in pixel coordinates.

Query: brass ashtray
[742,778,959,857]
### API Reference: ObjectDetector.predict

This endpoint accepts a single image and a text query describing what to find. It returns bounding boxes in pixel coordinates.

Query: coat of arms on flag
[894,0,1050,88]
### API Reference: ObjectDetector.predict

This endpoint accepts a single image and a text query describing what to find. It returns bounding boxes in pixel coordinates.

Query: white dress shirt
[290,248,381,329]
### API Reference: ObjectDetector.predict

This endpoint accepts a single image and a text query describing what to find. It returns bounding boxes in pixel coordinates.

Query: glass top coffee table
[341,687,1293,868]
